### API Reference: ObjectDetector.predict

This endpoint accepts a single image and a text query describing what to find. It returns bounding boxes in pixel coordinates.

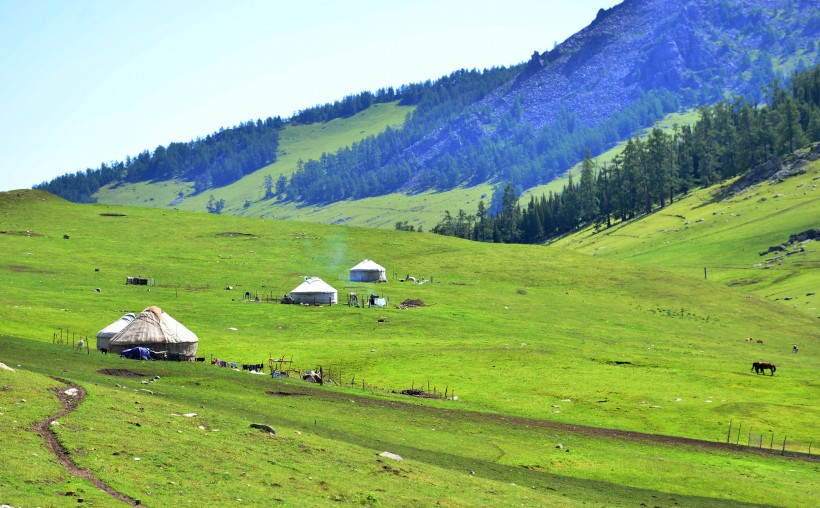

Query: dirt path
[33,377,143,506]
[272,382,820,462]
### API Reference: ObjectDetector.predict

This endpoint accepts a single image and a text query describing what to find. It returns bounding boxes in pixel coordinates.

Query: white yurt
[290,277,338,305]
[108,306,199,360]
[96,312,136,350]
[349,258,388,282]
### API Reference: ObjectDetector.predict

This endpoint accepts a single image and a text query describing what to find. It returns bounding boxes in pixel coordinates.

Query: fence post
[727,420,732,444]
[748,427,752,447]
[781,436,787,455]
[770,433,774,450]
[736,422,742,445]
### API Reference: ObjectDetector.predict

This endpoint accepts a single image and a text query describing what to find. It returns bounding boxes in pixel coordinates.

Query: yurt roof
[96,312,136,339]
[109,306,198,345]
[291,277,337,294]
[350,259,385,271]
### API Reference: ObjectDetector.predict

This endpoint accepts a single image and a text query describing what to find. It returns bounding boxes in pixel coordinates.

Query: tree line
[429,66,820,244]
[36,118,284,202]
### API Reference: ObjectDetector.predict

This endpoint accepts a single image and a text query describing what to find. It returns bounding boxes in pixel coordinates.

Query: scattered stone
[183,413,197,418]
[0,362,16,372]
[378,451,402,461]
[50,421,60,426]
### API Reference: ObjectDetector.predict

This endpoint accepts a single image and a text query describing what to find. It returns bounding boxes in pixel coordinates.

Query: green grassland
[553,146,820,320]
[1,183,818,505]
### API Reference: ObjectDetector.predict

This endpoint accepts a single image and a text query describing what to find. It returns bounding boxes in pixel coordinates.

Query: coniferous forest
[429,66,820,245]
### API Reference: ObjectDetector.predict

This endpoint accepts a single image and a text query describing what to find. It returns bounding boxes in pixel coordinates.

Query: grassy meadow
[1,182,818,505]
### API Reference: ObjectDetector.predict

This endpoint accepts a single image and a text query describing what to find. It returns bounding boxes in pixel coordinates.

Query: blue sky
[0,0,620,191]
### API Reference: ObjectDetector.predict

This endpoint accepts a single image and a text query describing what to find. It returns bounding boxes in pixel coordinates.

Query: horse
[754,362,776,375]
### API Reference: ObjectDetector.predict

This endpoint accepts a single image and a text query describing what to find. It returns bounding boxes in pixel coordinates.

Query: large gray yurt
[96,312,136,351]
[290,277,338,305]
[108,306,199,360]
[349,259,387,282]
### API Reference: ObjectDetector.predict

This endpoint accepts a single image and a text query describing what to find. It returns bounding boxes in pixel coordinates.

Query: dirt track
[270,381,820,462]
[34,377,143,506]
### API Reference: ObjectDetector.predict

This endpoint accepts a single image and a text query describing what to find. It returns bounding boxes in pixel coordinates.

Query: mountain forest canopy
[429,66,820,244]
[35,0,820,211]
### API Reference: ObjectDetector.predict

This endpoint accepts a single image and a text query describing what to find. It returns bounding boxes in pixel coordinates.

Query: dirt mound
[98,368,146,378]
[399,299,425,308]
[216,232,257,237]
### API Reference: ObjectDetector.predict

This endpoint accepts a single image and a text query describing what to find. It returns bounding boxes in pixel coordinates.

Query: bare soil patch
[99,213,127,217]
[215,232,257,237]
[0,230,42,236]
[267,390,306,397]
[399,299,425,308]
[98,368,147,378]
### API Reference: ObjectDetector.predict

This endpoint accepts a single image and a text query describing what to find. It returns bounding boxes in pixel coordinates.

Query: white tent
[349,258,387,282]
[290,277,338,305]
[108,306,199,360]
[96,312,136,350]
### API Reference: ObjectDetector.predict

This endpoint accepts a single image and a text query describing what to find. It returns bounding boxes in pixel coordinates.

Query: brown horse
[753,362,776,375]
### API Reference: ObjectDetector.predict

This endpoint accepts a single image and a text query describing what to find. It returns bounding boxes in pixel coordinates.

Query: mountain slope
[554,142,820,318]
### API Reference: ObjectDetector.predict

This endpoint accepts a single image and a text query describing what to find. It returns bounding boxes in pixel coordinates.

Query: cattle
[793,344,799,353]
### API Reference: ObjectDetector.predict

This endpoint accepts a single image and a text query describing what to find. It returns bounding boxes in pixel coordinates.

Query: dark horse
[752,361,776,375]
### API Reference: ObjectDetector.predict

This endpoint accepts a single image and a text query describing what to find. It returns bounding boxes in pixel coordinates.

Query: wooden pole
[748,427,752,447]
[727,420,732,444]
[770,433,774,449]
[736,422,742,445]
[781,436,787,455]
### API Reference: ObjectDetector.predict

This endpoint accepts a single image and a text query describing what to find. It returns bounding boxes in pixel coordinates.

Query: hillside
[553,142,820,319]
[1,188,818,505]
[37,0,819,228]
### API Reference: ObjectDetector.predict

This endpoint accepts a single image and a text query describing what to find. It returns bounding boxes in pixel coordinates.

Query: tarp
[120,347,151,360]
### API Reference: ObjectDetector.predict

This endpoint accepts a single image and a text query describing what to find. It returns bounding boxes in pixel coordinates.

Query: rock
[378,451,402,461]
[250,423,277,434]
[64,387,79,397]
[0,362,15,372]
[182,413,197,417]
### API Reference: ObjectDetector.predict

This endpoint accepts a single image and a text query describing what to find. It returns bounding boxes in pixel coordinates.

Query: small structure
[126,276,149,285]
[290,277,337,305]
[349,259,387,282]
[108,306,198,360]
[96,312,136,351]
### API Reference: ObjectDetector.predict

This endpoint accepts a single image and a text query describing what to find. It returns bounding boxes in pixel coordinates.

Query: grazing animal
[754,362,776,375]
[756,339,764,344]
[751,361,760,372]
[76,339,84,350]
[793,344,799,353]
[245,291,251,300]
[100,348,108,355]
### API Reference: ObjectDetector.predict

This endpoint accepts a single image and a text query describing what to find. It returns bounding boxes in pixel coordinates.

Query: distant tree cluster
[431,66,820,244]
[291,88,398,124]
[36,118,285,202]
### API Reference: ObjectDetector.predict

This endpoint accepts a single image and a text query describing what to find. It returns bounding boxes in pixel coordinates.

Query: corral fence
[272,363,457,402]
[52,327,90,353]
[727,420,814,457]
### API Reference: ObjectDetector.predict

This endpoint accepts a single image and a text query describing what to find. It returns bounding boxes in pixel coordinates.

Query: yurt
[349,259,387,282]
[290,277,338,305]
[96,312,136,351]
[108,306,199,360]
